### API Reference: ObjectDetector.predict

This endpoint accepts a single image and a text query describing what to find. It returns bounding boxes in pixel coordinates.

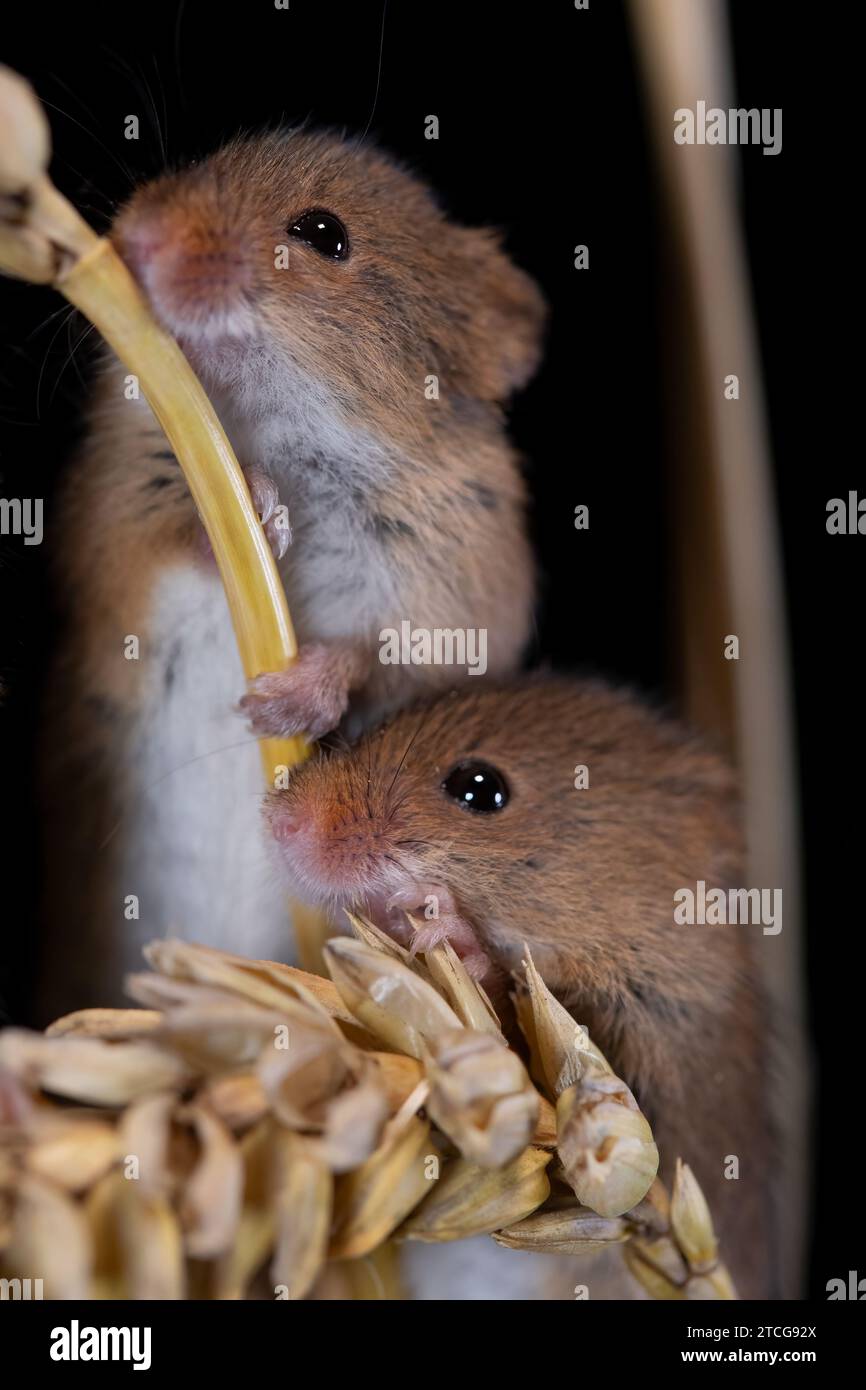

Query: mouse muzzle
[263,775,495,981]
[113,187,258,344]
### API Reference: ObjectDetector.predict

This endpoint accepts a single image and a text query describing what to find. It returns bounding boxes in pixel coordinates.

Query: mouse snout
[269,805,303,845]
[264,787,402,904]
[114,201,255,340]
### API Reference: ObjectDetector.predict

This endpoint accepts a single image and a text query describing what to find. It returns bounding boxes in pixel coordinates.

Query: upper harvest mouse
[265,676,775,1300]
[38,130,544,1018]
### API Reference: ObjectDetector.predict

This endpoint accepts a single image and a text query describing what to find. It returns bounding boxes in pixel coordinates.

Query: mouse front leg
[239,640,369,740]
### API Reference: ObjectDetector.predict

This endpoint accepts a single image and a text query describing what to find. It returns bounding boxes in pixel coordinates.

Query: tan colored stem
[0,65,328,971]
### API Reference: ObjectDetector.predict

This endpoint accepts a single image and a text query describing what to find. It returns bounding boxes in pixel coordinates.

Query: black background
[0,1,856,1300]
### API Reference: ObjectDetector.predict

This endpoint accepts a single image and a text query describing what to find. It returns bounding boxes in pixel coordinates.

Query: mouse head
[113,130,545,444]
[266,684,540,983]
[264,679,741,998]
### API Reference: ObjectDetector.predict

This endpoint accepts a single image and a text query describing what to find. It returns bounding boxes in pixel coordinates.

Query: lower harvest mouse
[265,676,776,1299]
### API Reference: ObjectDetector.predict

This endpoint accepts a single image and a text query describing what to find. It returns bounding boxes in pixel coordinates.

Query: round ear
[451,227,548,401]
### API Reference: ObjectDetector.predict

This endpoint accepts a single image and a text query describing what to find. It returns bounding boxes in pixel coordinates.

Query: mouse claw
[244,466,291,561]
[264,510,292,561]
[386,884,457,920]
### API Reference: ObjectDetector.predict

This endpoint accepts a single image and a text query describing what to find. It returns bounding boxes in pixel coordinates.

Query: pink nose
[114,215,170,280]
[115,213,251,320]
[271,809,301,845]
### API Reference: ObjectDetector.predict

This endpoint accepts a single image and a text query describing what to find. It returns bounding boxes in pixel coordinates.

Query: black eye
[286,209,349,260]
[442,760,509,814]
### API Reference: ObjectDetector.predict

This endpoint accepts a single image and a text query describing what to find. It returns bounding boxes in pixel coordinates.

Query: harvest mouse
[38,131,544,1018]
[265,676,775,1300]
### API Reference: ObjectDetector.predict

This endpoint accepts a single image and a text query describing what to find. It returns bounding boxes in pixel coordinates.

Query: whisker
[25,301,78,344]
[386,705,430,798]
[50,320,97,405]
[35,306,81,420]
[359,0,389,143]
[364,730,375,819]
[40,96,137,186]
[96,734,268,851]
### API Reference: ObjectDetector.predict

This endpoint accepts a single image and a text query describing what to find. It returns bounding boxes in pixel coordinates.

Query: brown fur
[266,676,776,1299]
[112,130,546,435]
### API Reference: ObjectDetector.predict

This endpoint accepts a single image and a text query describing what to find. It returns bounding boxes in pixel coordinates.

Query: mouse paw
[239,642,361,740]
[385,885,492,979]
[244,466,291,561]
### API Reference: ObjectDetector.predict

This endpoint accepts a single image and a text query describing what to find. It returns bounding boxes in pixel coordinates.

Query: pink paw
[238,643,354,740]
[385,885,492,979]
[409,919,491,979]
[245,466,291,561]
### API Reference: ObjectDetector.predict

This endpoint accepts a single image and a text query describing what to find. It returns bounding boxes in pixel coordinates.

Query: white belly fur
[116,562,298,974]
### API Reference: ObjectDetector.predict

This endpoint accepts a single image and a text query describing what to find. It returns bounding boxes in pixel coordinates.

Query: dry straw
[0,923,738,1299]
[0,63,327,970]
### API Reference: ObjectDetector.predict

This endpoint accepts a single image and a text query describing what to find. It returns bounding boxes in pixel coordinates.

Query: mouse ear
[451,228,547,401]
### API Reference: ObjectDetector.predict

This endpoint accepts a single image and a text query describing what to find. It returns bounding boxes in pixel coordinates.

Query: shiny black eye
[442,760,509,813]
[286,209,349,260]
